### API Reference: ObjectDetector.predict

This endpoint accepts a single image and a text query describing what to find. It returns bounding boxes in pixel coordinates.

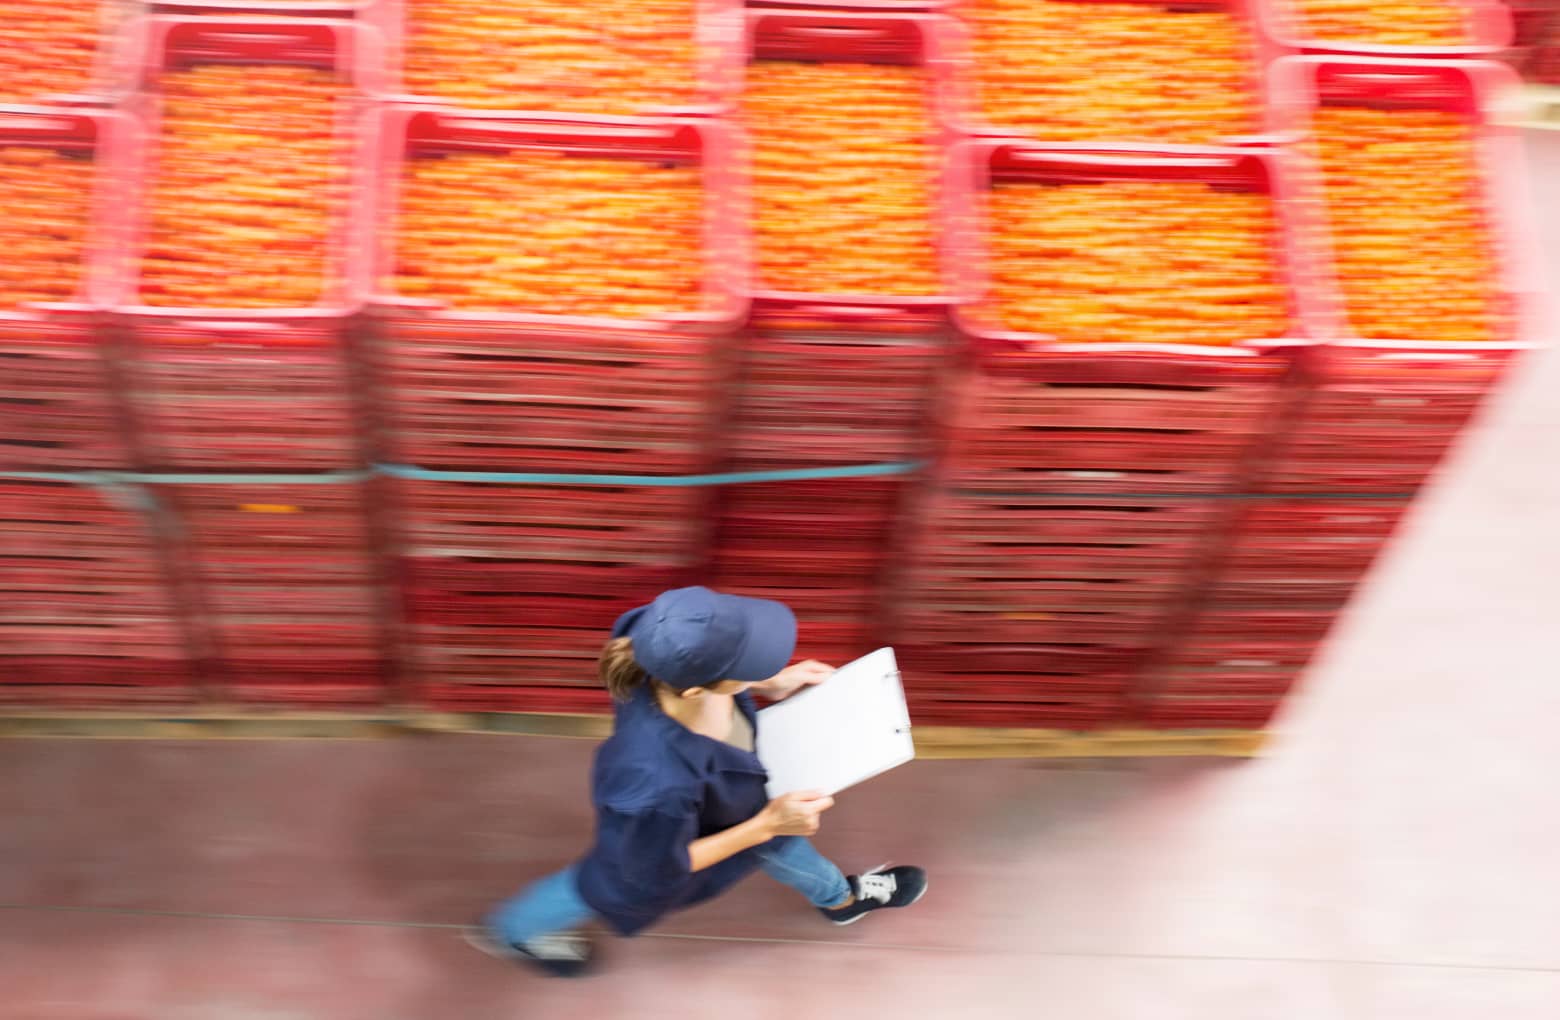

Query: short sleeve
[602,805,697,893]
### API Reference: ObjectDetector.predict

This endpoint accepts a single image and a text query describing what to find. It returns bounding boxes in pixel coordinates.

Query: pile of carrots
[1313,106,1510,342]
[402,0,704,113]
[394,151,705,317]
[980,180,1289,344]
[139,65,348,309]
[743,61,940,297]
[0,0,110,104]
[1294,0,1474,47]
[963,0,1261,144]
[0,147,92,306]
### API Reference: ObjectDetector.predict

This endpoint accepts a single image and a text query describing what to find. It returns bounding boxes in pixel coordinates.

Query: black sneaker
[819,865,928,926]
[463,924,594,978]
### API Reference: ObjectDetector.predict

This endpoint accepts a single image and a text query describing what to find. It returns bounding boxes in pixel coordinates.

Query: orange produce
[963,0,1261,143]
[401,0,706,113]
[393,150,704,317]
[1312,107,1511,342]
[0,0,115,103]
[979,180,1288,344]
[139,65,349,309]
[0,146,93,306]
[743,61,939,297]
[1294,0,1472,47]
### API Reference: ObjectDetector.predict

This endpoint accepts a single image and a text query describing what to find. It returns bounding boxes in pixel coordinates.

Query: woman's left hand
[756,660,834,701]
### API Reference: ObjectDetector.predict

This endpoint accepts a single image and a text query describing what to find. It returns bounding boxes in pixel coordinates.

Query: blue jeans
[488,837,851,946]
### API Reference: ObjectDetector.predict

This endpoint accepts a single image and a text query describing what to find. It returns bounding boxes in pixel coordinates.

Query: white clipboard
[757,647,915,798]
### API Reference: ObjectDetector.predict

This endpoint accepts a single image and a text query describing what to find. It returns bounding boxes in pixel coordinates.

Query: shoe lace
[525,932,589,962]
[856,865,897,904]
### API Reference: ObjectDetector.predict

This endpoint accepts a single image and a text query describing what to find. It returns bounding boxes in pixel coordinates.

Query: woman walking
[468,586,927,977]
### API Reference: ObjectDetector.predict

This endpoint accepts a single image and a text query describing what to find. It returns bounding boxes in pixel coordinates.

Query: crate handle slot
[785,26,888,38]
[1009,152,1232,170]
[0,116,79,134]
[439,118,678,143]
[1332,72,1448,86]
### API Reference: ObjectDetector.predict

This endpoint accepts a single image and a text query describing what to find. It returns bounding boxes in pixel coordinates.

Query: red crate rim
[1265,56,1550,354]
[0,105,132,324]
[105,17,381,328]
[1253,0,1513,57]
[361,0,740,117]
[356,107,748,335]
[946,139,1330,360]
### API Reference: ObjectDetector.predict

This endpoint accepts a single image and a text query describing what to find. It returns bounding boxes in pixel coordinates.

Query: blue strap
[375,462,924,486]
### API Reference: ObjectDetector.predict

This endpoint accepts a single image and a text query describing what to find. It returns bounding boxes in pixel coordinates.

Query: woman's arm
[688,791,835,872]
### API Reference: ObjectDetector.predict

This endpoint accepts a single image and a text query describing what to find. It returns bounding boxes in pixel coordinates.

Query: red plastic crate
[360,107,745,334]
[419,683,613,714]
[0,479,196,696]
[125,336,365,470]
[725,323,949,468]
[945,0,1285,144]
[108,18,381,338]
[369,325,726,474]
[0,1,139,105]
[390,479,712,566]
[0,106,131,468]
[150,0,371,14]
[1139,695,1284,728]
[735,11,959,314]
[950,141,1327,354]
[363,0,739,116]
[1254,0,1512,57]
[751,0,949,10]
[1266,58,1546,351]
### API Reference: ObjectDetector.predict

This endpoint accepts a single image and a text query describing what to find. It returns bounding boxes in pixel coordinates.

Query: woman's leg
[487,866,595,947]
[752,836,853,909]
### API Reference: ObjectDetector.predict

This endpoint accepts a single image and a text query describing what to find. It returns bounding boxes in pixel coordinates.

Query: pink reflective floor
[2,132,1559,1019]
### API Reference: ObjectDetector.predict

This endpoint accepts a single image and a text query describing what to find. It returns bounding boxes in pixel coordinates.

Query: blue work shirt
[573,683,771,936]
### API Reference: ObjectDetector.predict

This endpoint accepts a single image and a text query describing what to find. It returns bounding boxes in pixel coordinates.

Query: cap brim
[721,595,798,682]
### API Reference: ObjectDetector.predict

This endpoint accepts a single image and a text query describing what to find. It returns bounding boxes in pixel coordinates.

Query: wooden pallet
[0,707,1267,758]
[1499,85,1560,130]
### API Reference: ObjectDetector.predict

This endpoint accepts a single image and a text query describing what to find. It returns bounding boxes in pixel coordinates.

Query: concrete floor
[1,131,1558,1019]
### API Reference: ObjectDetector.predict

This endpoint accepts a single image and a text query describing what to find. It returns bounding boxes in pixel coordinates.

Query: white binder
[757,647,915,798]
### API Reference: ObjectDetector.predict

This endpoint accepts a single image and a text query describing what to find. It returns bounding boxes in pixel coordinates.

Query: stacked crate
[0,102,197,705]
[709,12,953,667]
[363,110,742,710]
[890,140,1311,728]
[0,108,129,473]
[1150,56,1541,727]
[154,478,382,704]
[0,479,195,704]
[109,19,388,702]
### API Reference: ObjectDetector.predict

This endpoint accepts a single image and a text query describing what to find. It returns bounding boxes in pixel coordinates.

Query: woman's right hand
[761,791,835,837]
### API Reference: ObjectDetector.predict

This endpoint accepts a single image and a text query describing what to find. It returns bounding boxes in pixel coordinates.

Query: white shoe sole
[828,875,929,926]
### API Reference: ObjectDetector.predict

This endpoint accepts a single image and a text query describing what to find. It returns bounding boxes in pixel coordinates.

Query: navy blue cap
[611,587,797,690]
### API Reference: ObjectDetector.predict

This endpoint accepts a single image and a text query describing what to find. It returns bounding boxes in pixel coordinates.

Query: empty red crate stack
[948,0,1279,145]
[389,477,709,711]
[0,107,129,471]
[361,110,744,710]
[0,479,196,705]
[110,18,375,471]
[1150,58,1545,728]
[888,142,1317,727]
[709,12,955,666]
[157,478,387,704]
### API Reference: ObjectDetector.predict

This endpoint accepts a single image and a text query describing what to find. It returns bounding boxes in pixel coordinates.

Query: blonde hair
[600,637,651,702]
